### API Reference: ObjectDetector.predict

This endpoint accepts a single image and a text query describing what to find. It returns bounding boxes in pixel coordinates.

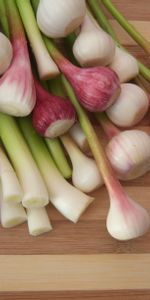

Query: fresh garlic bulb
[61,134,103,193]
[60,58,120,112]
[32,79,76,138]
[107,194,150,241]
[37,0,86,38]
[107,130,150,180]
[109,47,139,83]
[0,39,36,117]
[73,13,115,67]
[69,123,89,152]
[0,32,13,75]
[27,207,52,236]
[106,83,149,128]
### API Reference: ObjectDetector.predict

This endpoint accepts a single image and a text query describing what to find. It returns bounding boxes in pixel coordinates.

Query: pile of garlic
[0,0,150,244]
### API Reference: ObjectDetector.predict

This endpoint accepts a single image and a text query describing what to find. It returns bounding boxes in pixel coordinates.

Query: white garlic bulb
[0,35,36,117]
[109,46,139,83]
[61,134,103,193]
[73,13,115,67]
[37,0,86,38]
[0,32,13,75]
[107,194,150,241]
[106,83,149,128]
[107,130,150,180]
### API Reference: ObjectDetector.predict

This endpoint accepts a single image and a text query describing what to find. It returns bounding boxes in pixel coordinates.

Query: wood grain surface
[1,1,150,299]
[0,254,150,291]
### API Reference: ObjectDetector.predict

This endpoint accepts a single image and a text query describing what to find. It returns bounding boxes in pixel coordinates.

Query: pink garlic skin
[0,38,36,116]
[58,59,121,112]
[32,80,76,137]
[105,176,150,240]
[107,193,150,240]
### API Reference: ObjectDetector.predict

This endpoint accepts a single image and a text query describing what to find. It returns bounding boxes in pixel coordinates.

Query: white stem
[0,187,27,228]
[16,0,59,80]
[0,115,49,209]
[19,119,94,223]
[21,157,49,208]
[0,147,23,203]
[31,42,59,80]
[34,155,94,223]
[27,207,52,236]
[61,134,103,192]
[44,165,94,222]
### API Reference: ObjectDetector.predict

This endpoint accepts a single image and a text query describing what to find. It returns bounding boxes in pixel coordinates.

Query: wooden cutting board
[1,1,150,299]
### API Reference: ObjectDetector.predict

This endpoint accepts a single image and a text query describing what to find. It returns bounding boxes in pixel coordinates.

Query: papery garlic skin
[0,33,13,76]
[61,134,103,193]
[107,195,150,240]
[37,0,86,38]
[106,83,149,127]
[109,47,139,83]
[73,14,115,67]
[107,130,150,180]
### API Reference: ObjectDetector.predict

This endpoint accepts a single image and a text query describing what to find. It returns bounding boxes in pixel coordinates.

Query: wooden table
[1,1,150,299]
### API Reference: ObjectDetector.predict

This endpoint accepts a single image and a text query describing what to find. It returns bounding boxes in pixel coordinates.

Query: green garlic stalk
[87,0,150,82]
[0,113,49,208]
[19,117,93,223]
[45,138,72,179]
[102,0,150,55]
